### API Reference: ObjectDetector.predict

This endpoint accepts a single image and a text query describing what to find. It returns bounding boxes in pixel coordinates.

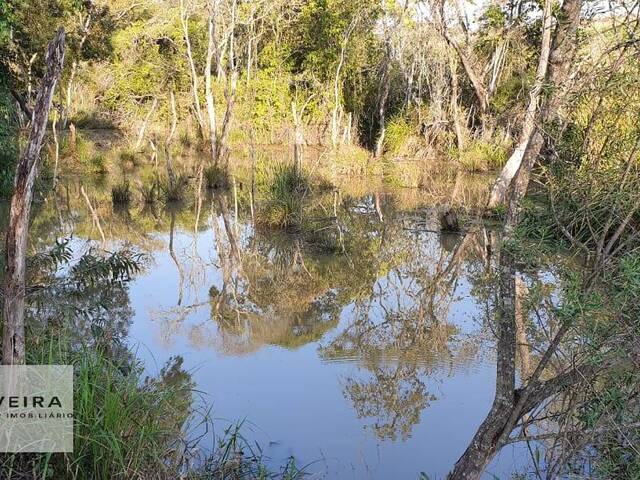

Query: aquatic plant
[140,180,158,204]
[259,164,309,230]
[111,180,132,205]
[160,173,190,203]
[204,165,231,190]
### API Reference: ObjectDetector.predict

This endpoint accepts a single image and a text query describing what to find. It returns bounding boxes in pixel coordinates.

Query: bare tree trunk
[292,101,305,172]
[52,109,60,188]
[2,28,66,365]
[342,112,353,145]
[134,97,157,150]
[291,92,315,172]
[374,42,392,158]
[167,90,178,145]
[449,2,585,467]
[449,54,465,151]
[488,0,580,208]
[26,53,37,107]
[62,12,91,129]
[514,276,532,379]
[218,71,238,167]
[205,1,218,164]
[440,31,488,123]
[448,244,517,480]
[487,41,506,98]
[332,18,357,148]
[181,0,205,138]
[80,185,106,244]
[436,0,489,128]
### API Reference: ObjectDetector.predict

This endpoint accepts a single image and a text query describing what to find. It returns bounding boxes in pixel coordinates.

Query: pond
[23,152,559,479]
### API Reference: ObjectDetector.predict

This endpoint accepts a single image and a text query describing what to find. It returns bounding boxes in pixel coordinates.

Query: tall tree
[488,0,583,208]
[2,28,66,365]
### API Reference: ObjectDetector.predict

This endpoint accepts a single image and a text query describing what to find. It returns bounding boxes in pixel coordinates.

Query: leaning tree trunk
[2,28,66,365]
[488,0,552,208]
[488,0,582,208]
[448,244,518,479]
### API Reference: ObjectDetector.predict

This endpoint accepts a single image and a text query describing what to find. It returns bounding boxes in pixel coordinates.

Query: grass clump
[384,116,413,155]
[259,164,309,230]
[61,133,94,162]
[383,160,423,188]
[161,173,190,203]
[140,180,159,204]
[457,139,509,172]
[88,154,108,175]
[111,180,132,205]
[204,165,230,190]
[0,341,196,479]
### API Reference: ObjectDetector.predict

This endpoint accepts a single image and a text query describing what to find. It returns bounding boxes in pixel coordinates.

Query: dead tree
[2,28,66,365]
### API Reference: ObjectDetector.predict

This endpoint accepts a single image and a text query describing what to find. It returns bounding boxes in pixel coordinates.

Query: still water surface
[29,170,549,479]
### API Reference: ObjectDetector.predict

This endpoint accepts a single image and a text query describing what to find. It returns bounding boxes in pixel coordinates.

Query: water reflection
[22,170,552,478]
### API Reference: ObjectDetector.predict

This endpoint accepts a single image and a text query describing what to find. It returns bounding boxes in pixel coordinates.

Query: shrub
[119,149,138,171]
[0,81,19,197]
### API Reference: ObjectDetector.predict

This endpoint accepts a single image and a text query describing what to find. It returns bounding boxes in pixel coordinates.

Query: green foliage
[545,71,640,256]
[287,0,380,82]
[457,138,509,172]
[0,1,14,49]
[383,116,413,155]
[71,248,143,288]
[479,4,507,30]
[0,79,18,197]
